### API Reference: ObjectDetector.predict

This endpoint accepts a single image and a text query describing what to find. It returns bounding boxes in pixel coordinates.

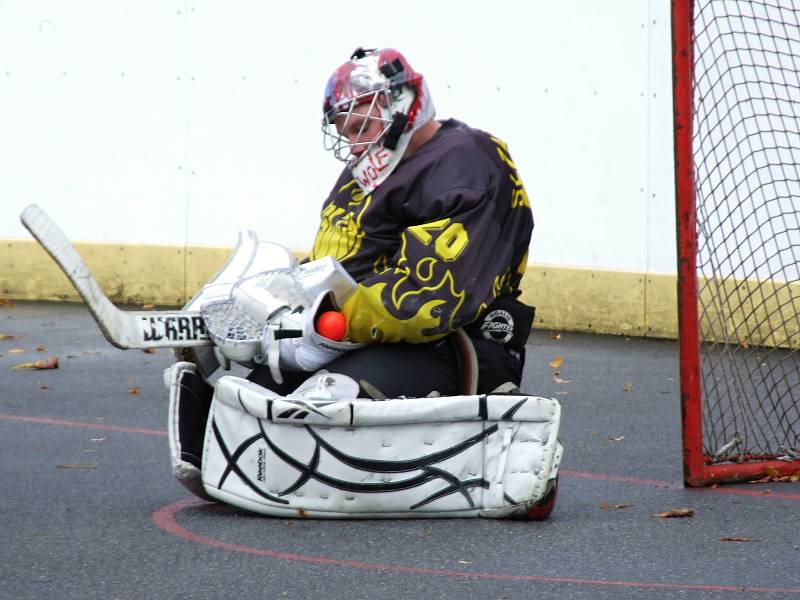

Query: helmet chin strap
[382,112,409,150]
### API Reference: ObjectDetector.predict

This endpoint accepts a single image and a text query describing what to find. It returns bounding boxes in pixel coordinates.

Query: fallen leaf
[40,384,50,390]
[142,348,158,354]
[142,304,156,310]
[548,356,564,369]
[721,536,753,542]
[0,299,14,308]
[128,387,139,396]
[8,348,26,354]
[622,382,633,392]
[36,345,46,352]
[599,502,633,509]
[607,435,625,442]
[550,333,561,340]
[12,357,59,370]
[653,508,695,518]
[56,463,97,469]
[0,334,19,340]
[749,468,800,483]
[553,372,573,384]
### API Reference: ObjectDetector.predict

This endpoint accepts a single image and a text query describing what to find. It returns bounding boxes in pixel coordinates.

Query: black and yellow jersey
[309,119,533,344]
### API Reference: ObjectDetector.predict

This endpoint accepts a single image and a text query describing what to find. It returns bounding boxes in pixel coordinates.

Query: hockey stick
[20,204,212,349]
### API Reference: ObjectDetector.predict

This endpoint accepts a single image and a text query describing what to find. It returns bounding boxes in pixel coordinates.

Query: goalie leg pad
[165,362,216,502]
[198,376,562,518]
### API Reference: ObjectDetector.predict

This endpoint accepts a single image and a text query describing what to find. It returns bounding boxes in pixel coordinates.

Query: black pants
[247,334,524,398]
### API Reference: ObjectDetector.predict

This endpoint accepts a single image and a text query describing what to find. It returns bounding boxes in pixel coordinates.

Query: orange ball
[316,311,347,341]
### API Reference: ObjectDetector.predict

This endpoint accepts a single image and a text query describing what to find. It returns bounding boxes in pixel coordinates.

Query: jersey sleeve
[342,138,532,343]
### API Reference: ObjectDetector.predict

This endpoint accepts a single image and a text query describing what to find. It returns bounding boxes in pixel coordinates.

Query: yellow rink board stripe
[7,240,800,348]
[519,266,679,340]
[6,238,795,346]
[1,239,680,339]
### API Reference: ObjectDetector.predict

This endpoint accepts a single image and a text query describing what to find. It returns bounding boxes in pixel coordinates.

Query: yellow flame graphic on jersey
[310,180,372,263]
[342,230,467,343]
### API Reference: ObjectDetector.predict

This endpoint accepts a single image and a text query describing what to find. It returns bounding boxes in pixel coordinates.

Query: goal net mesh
[693,0,800,464]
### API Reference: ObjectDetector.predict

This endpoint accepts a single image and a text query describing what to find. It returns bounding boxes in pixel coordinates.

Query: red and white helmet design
[322,48,435,194]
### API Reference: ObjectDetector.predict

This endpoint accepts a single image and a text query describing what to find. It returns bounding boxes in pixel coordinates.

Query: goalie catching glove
[201,257,365,382]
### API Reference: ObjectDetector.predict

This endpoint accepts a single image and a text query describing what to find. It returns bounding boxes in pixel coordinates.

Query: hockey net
[674,0,800,485]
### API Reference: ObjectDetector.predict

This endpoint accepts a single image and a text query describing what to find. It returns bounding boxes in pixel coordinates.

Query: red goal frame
[672,0,800,486]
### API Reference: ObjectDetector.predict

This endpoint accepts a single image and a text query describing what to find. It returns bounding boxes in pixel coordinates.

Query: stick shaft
[20,204,212,349]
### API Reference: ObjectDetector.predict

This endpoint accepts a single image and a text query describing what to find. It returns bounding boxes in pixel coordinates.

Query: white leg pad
[166,362,215,502]
[199,376,562,519]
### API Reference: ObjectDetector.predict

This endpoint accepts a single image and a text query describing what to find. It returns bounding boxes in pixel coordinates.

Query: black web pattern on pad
[210,418,494,511]
[693,1,800,463]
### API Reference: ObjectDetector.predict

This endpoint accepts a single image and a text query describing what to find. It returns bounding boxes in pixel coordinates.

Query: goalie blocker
[167,362,562,520]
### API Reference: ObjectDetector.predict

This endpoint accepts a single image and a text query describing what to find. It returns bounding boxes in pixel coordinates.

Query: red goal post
[673,0,800,486]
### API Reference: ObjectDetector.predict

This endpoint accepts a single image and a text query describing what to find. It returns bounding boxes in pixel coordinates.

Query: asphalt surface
[1,302,799,600]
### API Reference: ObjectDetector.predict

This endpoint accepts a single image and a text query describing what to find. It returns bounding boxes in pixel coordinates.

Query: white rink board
[0,2,186,244]
[0,0,676,274]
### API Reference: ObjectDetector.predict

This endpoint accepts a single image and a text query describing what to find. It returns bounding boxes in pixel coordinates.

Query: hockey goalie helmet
[322,47,435,194]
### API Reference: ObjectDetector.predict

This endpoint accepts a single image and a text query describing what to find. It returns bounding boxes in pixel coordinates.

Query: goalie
[168,47,561,519]
[254,47,533,396]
